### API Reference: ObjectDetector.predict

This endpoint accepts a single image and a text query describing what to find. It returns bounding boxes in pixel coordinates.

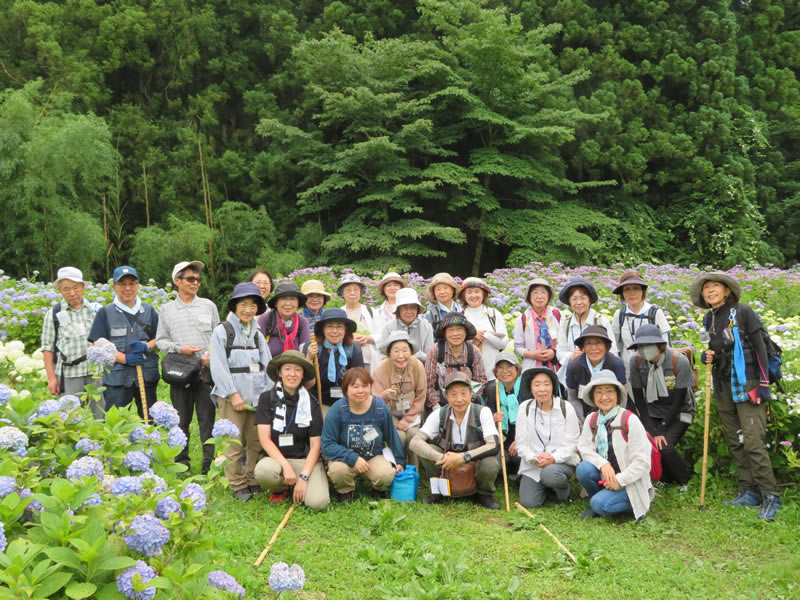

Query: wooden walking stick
[254,503,297,567]
[515,502,577,564]
[136,364,149,423]
[699,356,713,509]
[313,354,323,409]
[495,382,511,512]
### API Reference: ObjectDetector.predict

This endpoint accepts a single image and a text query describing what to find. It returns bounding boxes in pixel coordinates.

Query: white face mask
[639,345,660,362]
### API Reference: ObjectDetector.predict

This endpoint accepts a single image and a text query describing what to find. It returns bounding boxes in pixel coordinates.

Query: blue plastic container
[390,465,419,502]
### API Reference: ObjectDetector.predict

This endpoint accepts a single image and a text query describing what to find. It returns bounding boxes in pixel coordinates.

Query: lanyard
[533,403,552,450]
[283,406,297,430]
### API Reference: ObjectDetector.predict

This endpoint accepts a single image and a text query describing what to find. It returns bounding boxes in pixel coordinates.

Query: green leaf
[95,556,137,572]
[33,572,72,599]
[65,582,97,599]
[44,547,83,571]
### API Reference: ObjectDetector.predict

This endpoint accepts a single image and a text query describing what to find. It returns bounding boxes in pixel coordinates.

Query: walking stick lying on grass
[254,503,298,567]
[699,355,713,510]
[495,382,511,512]
[515,502,577,564]
[136,365,149,423]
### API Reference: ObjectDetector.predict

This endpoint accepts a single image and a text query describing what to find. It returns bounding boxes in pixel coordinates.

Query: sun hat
[267,350,315,383]
[627,324,667,350]
[55,267,88,287]
[434,311,477,341]
[524,278,554,304]
[227,282,267,315]
[313,307,357,337]
[558,277,599,305]
[267,282,307,309]
[336,273,367,298]
[392,288,424,314]
[519,367,559,402]
[574,325,612,349]
[689,272,741,309]
[443,371,472,391]
[172,261,205,281]
[379,330,419,356]
[493,350,520,369]
[300,279,331,301]
[113,266,139,283]
[458,277,491,305]
[425,272,460,303]
[612,272,649,296]
[377,272,406,297]
[582,369,626,407]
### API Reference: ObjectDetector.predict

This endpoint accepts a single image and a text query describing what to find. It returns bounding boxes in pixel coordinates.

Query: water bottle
[390,465,419,502]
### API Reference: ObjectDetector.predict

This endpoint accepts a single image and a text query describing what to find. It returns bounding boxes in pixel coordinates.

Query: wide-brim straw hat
[426,272,460,303]
[612,274,649,296]
[519,367,559,402]
[458,277,490,305]
[300,279,331,300]
[227,282,267,315]
[524,278,554,304]
[267,282,307,309]
[377,272,407,296]
[689,272,741,309]
[627,324,667,350]
[379,330,419,356]
[336,273,367,298]
[582,369,626,408]
[313,307,357,337]
[574,325,612,349]
[558,277,599,305]
[434,311,477,340]
[267,350,315,382]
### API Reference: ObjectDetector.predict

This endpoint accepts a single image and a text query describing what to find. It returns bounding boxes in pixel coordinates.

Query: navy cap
[113,266,139,283]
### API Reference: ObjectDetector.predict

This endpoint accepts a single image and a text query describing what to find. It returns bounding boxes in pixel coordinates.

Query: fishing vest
[101,304,160,387]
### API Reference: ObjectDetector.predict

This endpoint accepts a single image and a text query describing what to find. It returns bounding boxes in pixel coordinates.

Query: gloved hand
[756,384,771,403]
[125,352,144,366]
[128,340,149,354]
[700,350,715,365]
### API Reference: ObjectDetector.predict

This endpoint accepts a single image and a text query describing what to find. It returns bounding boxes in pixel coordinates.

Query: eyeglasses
[180,277,202,284]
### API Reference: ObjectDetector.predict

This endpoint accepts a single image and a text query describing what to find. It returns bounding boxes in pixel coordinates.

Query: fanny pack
[161,353,202,387]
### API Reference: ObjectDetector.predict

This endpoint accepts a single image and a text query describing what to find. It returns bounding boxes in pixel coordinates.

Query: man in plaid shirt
[40,266,103,418]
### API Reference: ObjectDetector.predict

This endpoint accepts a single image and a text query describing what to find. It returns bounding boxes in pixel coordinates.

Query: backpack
[521,307,562,333]
[525,397,567,419]
[438,404,483,439]
[636,348,699,393]
[51,304,89,368]
[616,305,662,348]
[589,409,662,482]
[435,340,477,405]
[200,321,263,386]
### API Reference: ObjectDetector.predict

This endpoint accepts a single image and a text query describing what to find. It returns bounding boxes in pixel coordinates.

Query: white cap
[54,267,87,287]
[172,261,205,280]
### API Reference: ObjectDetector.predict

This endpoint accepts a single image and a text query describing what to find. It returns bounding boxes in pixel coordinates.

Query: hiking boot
[232,487,253,502]
[250,484,265,496]
[757,493,781,522]
[579,509,600,519]
[337,491,355,503]
[723,488,762,507]
[474,494,501,510]
[422,493,443,504]
[269,486,289,503]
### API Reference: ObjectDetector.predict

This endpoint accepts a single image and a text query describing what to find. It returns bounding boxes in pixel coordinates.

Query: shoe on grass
[337,491,355,502]
[423,493,443,504]
[580,509,600,519]
[723,488,762,507]
[250,484,265,496]
[474,494,501,510]
[757,493,781,522]
[232,487,253,502]
[269,486,289,503]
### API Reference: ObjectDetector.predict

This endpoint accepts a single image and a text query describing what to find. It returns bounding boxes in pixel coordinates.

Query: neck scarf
[645,351,669,403]
[275,382,312,427]
[437,301,455,314]
[113,296,142,316]
[323,339,348,383]
[277,312,299,352]
[499,377,521,433]
[535,313,552,350]
[596,405,621,459]
[729,308,749,403]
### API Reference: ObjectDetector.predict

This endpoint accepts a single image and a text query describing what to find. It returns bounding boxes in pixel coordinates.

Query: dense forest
[1,0,798,295]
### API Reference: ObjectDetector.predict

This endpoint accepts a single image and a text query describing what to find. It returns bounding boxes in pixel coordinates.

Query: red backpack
[589,409,662,482]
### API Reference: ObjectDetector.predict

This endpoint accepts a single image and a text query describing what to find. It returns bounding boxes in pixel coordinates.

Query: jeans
[576,461,632,516]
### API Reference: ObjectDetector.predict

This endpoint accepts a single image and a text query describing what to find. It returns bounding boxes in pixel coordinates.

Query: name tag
[56,311,69,325]
[330,386,343,399]
[249,364,260,373]
[578,384,586,401]
[110,328,127,337]
[399,391,413,412]
[74,323,87,337]
[664,375,677,390]
[272,418,284,432]
[278,434,294,447]
[680,412,693,424]
[363,426,379,443]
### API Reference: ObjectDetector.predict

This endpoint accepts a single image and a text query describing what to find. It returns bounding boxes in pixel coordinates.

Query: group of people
[39,264,781,521]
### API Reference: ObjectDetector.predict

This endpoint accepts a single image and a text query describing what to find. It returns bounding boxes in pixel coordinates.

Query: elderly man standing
[40,266,103,418]
[156,261,220,474]
[88,266,159,419]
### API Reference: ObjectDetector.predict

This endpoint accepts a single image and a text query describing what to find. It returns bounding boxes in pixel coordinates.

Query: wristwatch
[462,452,472,464]
[298,473,310,482]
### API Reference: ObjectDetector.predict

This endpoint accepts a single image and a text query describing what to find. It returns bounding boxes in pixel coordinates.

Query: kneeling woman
[576,370,653,520]
[322,368,406,501]
[254,351,329,510]
[516,367,580,508]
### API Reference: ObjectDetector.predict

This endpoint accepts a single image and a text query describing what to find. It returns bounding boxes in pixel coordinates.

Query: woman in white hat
[576,370,653,520]
[372,272,407,342]
[337,273,378,373]
[513,278,561,372]
[458,277,508,379]
[423,272,462,331]
[375,287,433,361]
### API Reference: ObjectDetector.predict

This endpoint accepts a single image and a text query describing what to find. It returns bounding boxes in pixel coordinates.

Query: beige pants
[321,404,330,420]
[327,455,396,493]
[393,416,420,468]
[219,401,261,492]
[254,457,330,510]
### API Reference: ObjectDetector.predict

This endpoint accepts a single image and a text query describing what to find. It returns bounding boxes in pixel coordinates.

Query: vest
[101,304,160,387]
[431,405,484,453]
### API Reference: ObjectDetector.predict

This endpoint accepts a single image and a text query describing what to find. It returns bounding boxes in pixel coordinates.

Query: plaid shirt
[424,342,487,409]
[40,299,99,377]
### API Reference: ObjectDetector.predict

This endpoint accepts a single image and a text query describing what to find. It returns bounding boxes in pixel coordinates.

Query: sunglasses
[180,277,202,284]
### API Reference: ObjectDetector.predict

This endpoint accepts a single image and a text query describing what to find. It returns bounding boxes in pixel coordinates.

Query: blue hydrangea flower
[150,401,179,429]
[207,570,245,597]
[0,384,12,406]
[57,395,81,412]
[0,476,17,498]
[124,513,170,557]
[123,451,151,473]
[129,427,161,445]
[0,521,6,553]
[19,488,43,511]
[0,426,28,456]
[81,493,102,508]
[87,338,117,368]
[116,560,157,600]
[29,399,60,423]
[155,496,183,520]
[111,476,144,496]
[75,437,101,454]
[212,419,240,439]
[179,483,206,511]
[269,562,305,592]
[167,426,187,449]
[66,456,105,481]
[138,473,167,494]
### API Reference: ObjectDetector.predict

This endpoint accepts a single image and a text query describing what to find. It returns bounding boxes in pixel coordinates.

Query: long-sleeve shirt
[612,303,671,381]
[371,357,426,429]
[375,317,434,362]
[513,306,561,371]
[462,306,508,380]
[257,310,311,358]
[555,308,616,383]
[705,302,768,385]
[516,399,580,481]
[40,298,100,377]
[424,342,487,408]
[209,313,273,405]
[630,349,694,435]
[410,404,498,463]
[156,295,220,356]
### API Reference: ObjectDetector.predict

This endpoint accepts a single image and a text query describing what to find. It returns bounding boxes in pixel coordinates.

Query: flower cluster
[138,473,167,494]
[0,476,17,498]
[269,562,305,592]
[155,496,183,520]
[116,560,157,600]
[65,456,105,481]
[129,427,161,445]
[150,401,179,429]
[123,451,152,473]
[167,426,187,449]
[20,488,43,511]
[29,399,60,422]
[0,383,12,405]
[179,483,206,511]
[87,338,118,367]
[0,426,28,456]
[207,570,245,597]
[75,437,101,454]
[0,521,6,553]
[58,395,81,412]
[124,512,170,557]
[81,493,102,507]
[111,476,144,496]
[212,419,240,439]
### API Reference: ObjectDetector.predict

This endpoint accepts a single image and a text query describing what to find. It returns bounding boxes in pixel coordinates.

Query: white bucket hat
[54,267,88,287]
[582,369,626,408]
[392,288,424,314]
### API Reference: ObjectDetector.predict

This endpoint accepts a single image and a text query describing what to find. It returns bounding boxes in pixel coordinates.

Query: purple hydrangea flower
[212,419,240,439]
[57,395,81,412]
[124,513,170,557]
[19,488,43,511]
[0,384,12,406]
[75,437,101,454]
[155,496,183,520]
[0,476,18,498]
[138,473,167,494]
[167,426,187,449]
[269,562,305,592]
[29,399,60,423]
[81,493,102,508]
[123,451,151,473]
[116,560,157,600]
[66,456,105,481]
[179,483,206,511]
[207,570,245,597]
[150,401,180,429]
[128,427,148,444]
[0,521,6,553]
[0,426,28,456]
[111,476,144,496]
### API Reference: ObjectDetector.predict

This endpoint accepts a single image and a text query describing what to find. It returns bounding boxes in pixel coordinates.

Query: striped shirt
[156,295,220,356]
[40,299,99,377]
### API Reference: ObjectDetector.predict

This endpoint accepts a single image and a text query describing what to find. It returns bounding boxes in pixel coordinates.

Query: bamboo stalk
[253,503,297,567]
[514,502,577,564]
[495,382,510,512]
[142,163,150,227]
